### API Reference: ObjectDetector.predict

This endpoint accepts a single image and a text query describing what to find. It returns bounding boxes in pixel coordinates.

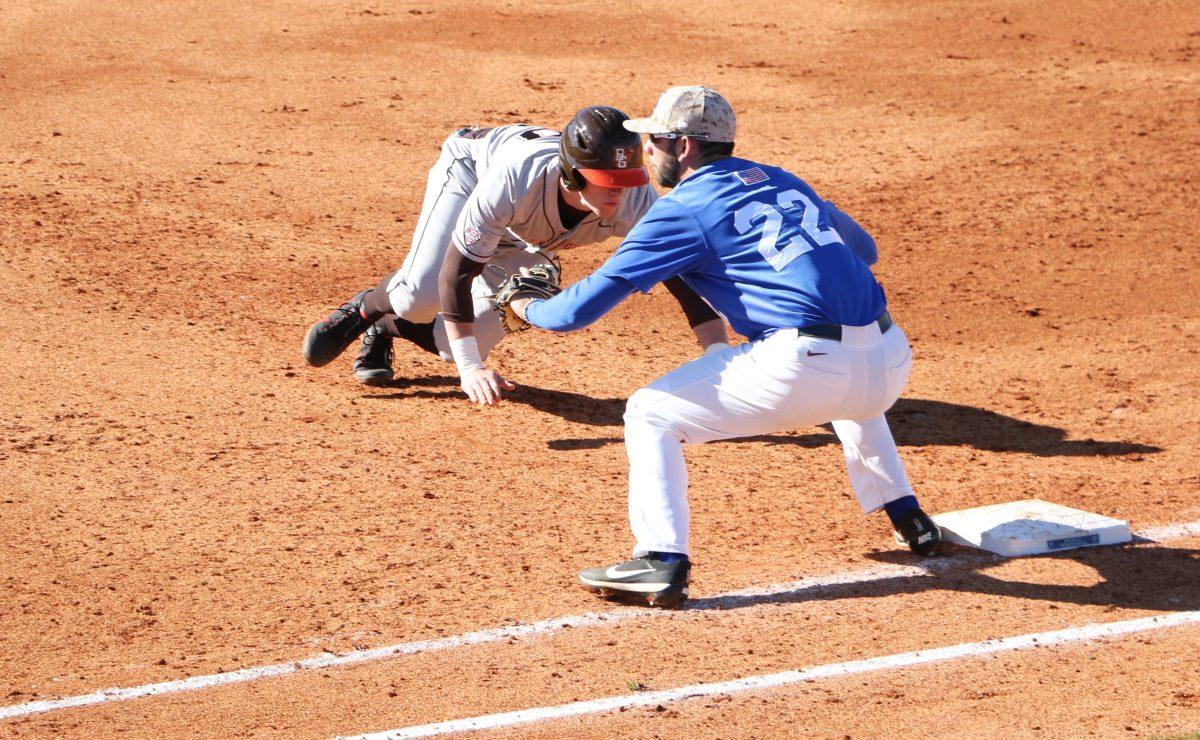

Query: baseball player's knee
[387,284,441,323]
[624,388,676,430]
[402,303,440,324]
[624,387,653,421]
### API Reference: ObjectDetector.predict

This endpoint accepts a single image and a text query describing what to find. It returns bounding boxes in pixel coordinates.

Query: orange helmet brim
[577,167,650,188]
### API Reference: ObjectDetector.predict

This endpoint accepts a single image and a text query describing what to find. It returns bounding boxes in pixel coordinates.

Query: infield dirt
[2,0,1199,737]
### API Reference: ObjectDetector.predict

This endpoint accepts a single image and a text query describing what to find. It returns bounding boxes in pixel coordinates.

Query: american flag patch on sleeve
[735,167,768,186]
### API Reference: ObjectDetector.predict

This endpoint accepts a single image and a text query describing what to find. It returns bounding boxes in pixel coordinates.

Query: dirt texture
[1,0,1198,737]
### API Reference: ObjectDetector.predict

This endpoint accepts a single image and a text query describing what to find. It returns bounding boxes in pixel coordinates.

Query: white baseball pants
[386,132,478,323]
[624,321,915,557]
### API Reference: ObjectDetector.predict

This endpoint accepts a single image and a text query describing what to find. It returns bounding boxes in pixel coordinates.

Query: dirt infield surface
[2,0,1199,737]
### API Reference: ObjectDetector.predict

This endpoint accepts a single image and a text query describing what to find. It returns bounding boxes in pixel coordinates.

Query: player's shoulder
[694,156,791,187]
[485,135,560,190]
[626,190,706,245]
[483,124,560,146]
[678,157,814,205]
[490,126,560,160]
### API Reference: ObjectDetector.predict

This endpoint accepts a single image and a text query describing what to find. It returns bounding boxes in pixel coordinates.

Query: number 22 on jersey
[733,189,844,271]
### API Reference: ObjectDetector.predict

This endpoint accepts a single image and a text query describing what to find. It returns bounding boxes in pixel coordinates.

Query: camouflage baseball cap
[624,86,736,143]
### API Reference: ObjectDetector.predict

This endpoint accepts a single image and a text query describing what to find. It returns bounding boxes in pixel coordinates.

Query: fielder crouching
[508,86,941,609]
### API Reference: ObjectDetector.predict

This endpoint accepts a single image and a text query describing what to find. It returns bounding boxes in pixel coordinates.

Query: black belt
[795,311,893,341]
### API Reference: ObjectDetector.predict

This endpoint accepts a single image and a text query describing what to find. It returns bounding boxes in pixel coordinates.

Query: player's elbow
[852,235,878,266]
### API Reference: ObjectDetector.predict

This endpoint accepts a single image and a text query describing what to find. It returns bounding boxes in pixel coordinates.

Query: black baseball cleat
[353,322,394,386]
[302,289,373,367]
[893,508,945,556]
[579,556,691,609]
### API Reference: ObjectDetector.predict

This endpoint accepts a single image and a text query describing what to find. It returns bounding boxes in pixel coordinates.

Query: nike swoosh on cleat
[806,351,827,356]
[605,565,657,579]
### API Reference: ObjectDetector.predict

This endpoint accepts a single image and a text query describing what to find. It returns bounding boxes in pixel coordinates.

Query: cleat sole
[355,369,395,386]
[581,583,688,610]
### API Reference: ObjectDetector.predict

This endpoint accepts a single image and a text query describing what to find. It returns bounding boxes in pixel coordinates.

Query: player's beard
[654,151,683,189]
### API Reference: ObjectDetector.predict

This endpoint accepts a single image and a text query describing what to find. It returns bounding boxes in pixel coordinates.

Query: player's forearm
[443,318,485,376]
[444,318,474,342]
[663,276,720,327]
[439,247,490,375]
[691,318,729,352]
[525,273,636,333]
[439,246,486,324]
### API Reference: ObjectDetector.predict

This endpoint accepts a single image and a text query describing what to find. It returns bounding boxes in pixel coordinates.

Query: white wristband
[703,342,728,356]
[449,336,484,375]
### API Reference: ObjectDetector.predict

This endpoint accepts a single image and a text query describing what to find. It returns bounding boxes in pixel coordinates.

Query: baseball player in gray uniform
[302,106,728,403]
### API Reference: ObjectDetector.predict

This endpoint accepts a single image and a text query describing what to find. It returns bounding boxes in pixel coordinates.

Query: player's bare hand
[460,367,515,406]
[509,296,534,321]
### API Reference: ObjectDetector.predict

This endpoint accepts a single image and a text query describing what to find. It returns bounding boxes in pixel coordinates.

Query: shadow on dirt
[359,374,460,400]
[505,385,1160,458]
[683,542,1199,614]
[359,379,1159,458]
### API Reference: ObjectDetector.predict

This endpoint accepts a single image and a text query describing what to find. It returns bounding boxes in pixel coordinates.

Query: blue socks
[647,551,688,564]
[883,495,922,528]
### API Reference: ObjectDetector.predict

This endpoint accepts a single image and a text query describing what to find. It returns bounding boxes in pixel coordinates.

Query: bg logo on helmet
[615,148,628,168]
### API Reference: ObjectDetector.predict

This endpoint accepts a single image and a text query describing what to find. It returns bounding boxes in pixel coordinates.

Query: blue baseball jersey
[593,156,886,340]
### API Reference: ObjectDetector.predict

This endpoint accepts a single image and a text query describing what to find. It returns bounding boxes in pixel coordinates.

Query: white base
[931,499,1131,557]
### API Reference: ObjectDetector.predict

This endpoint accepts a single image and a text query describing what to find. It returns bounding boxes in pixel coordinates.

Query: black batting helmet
[559,106,649,190]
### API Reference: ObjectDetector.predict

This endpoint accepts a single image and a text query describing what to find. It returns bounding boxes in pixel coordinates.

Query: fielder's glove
[492,264,562,333]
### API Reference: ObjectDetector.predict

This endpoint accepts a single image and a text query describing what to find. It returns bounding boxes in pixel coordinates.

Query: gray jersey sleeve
[451,164,518,262]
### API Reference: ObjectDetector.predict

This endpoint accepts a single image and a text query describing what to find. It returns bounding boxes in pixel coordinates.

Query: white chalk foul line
[346,610,1200,739]
[1136,519,1200,542]
[0,564,921,722]
[0,611,638,721]
[2,518,1197,722]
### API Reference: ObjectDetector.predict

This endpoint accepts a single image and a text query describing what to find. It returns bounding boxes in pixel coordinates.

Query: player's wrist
[449,336,485,376]
[513,296,541,323]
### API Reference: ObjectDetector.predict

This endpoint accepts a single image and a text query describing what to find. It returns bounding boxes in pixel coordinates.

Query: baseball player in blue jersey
[510,86,942,608]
